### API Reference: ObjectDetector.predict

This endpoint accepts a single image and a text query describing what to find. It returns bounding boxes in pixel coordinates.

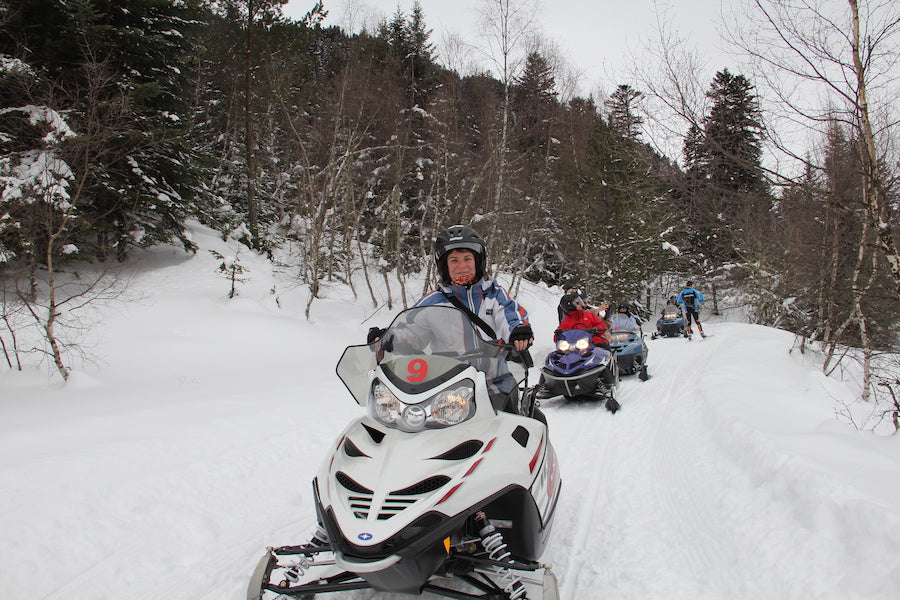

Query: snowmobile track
[556,406,616,600]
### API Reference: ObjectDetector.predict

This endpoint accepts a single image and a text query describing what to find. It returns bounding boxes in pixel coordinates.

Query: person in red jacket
[556,292,611,350]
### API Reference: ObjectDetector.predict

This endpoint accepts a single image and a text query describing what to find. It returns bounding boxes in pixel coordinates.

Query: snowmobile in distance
[608,314,649,381]
[536,328,620,413]
[652,304,686,339]
[248,305,562,600]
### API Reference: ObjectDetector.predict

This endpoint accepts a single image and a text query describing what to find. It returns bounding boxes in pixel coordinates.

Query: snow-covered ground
[2,223,899,600]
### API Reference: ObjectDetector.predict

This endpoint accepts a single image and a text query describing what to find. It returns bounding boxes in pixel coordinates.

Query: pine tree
[511,51,558,158]
[703,70,766,198]
[605,84,644,141]
[685,69,770,263]
[1,0,206,262]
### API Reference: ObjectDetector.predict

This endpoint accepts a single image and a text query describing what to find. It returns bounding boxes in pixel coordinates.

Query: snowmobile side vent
[343,438,369,458]
[511,426,530,448]
[429,440,484,461]
[362,423,386,444]
[390,475,451,496]
[335,471,373,495]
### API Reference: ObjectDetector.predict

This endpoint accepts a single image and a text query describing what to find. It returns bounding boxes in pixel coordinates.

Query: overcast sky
[284,0,734,98]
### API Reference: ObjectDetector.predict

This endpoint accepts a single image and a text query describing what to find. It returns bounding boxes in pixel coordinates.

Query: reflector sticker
[529,437,544,473]
[437,482,463,505]
[464,458,483,477]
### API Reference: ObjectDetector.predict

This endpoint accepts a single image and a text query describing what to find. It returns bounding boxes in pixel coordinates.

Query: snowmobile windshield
[336,305,522,406]
[610,313,639,333]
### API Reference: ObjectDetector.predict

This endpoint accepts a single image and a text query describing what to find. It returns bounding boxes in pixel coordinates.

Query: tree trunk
[848,0,900,300]
[245,0,259,249]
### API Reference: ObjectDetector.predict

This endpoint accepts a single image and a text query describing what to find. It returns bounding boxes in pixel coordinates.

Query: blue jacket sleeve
[485,281,529,342]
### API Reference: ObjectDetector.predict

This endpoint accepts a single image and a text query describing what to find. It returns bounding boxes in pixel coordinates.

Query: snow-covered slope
[1,223,899,600]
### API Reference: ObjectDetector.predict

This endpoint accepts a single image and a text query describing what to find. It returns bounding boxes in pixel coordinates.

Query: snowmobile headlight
[371,381,402,423]
[574,337,591,351]
[556,339,571,352]
[369,379,475,431]
[431,382,475,426]
[402,404,427,429]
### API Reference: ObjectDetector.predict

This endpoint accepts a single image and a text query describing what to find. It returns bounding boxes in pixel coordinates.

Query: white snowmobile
[248,305,562,600]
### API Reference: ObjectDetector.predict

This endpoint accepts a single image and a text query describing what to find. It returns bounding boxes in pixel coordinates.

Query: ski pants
[685,307,702,331]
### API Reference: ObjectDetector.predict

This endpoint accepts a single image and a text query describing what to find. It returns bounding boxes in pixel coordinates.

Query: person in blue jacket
[676,280,706,338]
[367,225,535,416]
[414,225,533,351]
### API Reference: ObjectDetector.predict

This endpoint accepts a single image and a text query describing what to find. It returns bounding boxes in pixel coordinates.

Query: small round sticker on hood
[357,532,373,541]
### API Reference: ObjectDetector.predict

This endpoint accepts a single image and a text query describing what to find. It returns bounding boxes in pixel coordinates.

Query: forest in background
[1,0,899,416]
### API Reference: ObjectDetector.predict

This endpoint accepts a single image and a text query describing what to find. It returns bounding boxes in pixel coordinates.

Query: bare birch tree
[476,0,539,258]
[726,0,900,421]
[726,0,900,296]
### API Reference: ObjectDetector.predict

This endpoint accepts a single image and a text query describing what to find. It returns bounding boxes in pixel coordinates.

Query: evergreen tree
[605,84,644,141]
[703,70,766,198]
[511,51,558,158]
[684,69,770,264]
[574,116,677,300]
[378,2,438,108]
[1,0,206,262]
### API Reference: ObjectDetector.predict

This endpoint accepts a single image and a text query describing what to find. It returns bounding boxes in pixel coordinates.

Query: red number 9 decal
[407,359,428,382]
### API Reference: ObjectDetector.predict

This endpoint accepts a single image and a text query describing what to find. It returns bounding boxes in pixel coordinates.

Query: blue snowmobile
[608,310,649,381]
[652,302,687,339]
[536,328,620,413]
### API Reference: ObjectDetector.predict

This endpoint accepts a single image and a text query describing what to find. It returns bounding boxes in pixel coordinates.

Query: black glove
[367,327,386,344]
[509,324,534,346]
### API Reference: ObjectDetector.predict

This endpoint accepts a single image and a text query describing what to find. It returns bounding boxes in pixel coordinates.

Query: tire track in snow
[545,332,732,600]
[642,329,743,597]
[553,402,616,600]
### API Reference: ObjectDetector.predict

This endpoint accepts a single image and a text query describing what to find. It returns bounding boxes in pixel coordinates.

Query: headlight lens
[432,385,474,425]
[574,337,590,351]
[368,379,475,431]
[556,339,571,352]
[372,381,401,423]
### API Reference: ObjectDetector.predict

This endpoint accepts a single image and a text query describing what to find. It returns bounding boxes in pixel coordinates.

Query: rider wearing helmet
[556,283,606,321]
[367,226,535,417]
[556,291,611,349]
[612,302,641,332]
[414,225,533,352]
[420,226,535,416]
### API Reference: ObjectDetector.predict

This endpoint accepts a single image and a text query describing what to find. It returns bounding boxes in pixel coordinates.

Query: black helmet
[433,225,486,283]
[560,292,586,314]
[617,302,630,313]
[686,280,693,287]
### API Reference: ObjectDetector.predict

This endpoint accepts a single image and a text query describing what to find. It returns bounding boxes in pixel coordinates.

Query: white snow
[2,222,899,600]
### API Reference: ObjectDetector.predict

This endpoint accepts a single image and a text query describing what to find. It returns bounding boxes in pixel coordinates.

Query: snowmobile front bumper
[657,322,684,337]
[540,363,605,395]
